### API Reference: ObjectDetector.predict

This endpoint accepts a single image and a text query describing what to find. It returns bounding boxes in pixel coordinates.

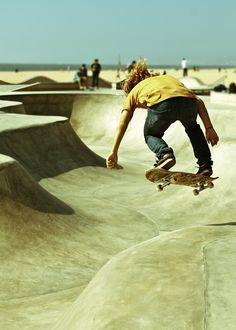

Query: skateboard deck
[145,167,219,195]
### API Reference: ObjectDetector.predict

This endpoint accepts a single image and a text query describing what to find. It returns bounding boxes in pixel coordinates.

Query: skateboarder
[106,60,219,176]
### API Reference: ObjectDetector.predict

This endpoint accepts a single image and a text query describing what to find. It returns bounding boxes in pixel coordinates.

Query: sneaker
[196,163,213,176]
[154,153,176,170]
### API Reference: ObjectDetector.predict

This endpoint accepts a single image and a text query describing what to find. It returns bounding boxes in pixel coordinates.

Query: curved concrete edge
[22,76,57,84]
[0,91,124,119]
[0,154,73,214]
[19,76,111,89]
[0,83,39,94]
[0,168,158,320]
[70,94,125,141]
[53,226,236,330]
[0,114,106,180]
[179,77,211,95]
[179,76,210,88]
[0,100,25,114]
[0,93,76,117]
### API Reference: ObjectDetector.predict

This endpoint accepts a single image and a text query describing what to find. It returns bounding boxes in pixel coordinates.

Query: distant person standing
[181,57,188,77]
[79,64,88,89]
[91,59,102,88]
[73,68,80,89]
[127,60,136,73]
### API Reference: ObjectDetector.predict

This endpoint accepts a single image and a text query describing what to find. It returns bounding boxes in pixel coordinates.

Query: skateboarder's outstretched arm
[196,97,219,146]
[106,110,133,169]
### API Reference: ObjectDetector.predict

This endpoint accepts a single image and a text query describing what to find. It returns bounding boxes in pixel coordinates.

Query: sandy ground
[0,83,236,329]
[0,67,236,87]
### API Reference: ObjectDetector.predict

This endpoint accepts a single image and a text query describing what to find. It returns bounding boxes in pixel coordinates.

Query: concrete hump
[0,154,73,213]
[54,226,236,330]
[0,113,106,180]
[21,76,57,84]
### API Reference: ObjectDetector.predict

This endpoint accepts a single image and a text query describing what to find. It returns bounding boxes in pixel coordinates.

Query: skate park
[0,85,236,330]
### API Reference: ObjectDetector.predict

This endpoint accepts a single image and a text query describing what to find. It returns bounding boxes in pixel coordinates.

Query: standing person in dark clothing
[127,60,136,73]
[79,64,88,89]
[91,59,102,88]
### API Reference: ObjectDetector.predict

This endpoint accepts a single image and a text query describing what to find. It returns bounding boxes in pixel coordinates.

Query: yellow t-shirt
[123,75,196,113]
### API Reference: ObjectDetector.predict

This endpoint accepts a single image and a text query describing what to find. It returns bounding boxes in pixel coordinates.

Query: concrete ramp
[0,91,236,329]
[179,77,212,95]
[70,93,153,153]
[0,100,25,113]
[71,93,125,143]
[0,112,105,180]
[0,154,72,213]
[54,226,236,330]
[0,163,156,330]
[0,83,39,94]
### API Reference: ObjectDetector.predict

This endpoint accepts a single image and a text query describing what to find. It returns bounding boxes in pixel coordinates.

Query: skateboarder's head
[122,59,158,95]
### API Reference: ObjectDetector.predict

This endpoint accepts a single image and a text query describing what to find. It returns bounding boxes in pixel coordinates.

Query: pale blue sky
[0,0,235,66]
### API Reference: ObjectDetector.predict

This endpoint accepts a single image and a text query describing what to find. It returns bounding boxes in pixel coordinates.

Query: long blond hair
[122,59,159,95]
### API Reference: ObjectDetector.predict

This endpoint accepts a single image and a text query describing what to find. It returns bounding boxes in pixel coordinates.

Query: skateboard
[145,167,219,196]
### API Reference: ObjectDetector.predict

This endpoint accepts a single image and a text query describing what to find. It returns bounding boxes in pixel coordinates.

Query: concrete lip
[0,83,39,94]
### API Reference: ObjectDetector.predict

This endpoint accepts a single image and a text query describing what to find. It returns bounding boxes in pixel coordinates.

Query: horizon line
[0,62,235,69]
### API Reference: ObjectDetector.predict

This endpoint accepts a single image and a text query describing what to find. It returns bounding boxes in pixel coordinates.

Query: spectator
[73,68,80,89]
[79,64,88,89]
[229,82,236,94]
[181,57,188,77]
[91,59,102,88]
[127,60,136,73]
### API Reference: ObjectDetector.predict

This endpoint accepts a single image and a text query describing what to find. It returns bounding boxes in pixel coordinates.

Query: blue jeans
[144,97,212,166]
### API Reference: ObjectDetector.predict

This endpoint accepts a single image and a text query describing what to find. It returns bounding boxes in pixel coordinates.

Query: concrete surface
[210,91,236,106]
[179,76,227,95]
[0,83,39,94]
[0,91,235,330]
[0,100,25,113]
[54,227,236,330]
[0,75,111,92]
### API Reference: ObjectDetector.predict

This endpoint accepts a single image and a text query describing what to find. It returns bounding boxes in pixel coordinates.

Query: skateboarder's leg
[180,105,212,166]
[144,105,176,170]
[185,124,212,166]
[145,135,173,157]
[144,106,175,159]
[178,99,212,167]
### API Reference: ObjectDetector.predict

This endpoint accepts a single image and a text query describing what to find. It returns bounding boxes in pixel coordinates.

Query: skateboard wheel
[193,189,199,196]
[156,184,163,192]
[207,182,214,188]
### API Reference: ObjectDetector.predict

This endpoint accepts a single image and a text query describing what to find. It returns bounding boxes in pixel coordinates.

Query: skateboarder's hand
[206,127,219,146]
[106,152,118,169]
